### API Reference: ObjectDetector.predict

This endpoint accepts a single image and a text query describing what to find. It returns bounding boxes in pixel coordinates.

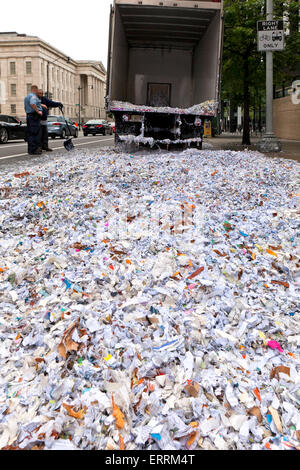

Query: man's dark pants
[40,124,49,150]
[26,113,41,153]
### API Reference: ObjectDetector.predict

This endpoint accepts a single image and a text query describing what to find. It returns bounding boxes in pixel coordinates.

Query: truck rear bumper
[114,110,207,148]
[118,134,203,148]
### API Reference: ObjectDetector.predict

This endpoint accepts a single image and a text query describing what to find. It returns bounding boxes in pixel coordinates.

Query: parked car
[47,115,78,139]
[82,120,113,136]
[108,122,116,133]
[0,115,27,143]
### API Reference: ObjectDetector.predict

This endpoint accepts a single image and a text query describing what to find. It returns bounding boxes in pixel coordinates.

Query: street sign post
[257,1,283,153]
[257,20,284,51]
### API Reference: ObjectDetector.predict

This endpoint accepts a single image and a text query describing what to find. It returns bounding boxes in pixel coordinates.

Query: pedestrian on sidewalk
[37,89,63,152]
[24,85,46,155]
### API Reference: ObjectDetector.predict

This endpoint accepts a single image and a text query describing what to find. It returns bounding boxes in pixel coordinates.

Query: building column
[87,75,93,119]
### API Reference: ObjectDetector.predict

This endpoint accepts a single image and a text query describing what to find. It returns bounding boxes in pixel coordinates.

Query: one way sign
[257,20,285,51]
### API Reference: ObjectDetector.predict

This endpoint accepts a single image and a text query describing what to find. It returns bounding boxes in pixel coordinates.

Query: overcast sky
[1,0,112,67]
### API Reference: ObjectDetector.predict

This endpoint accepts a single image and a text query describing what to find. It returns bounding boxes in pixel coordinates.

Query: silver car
[47,116,78,139]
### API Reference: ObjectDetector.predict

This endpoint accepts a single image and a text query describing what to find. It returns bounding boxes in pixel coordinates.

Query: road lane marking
[0,138,114,161]
[0,142,26,149]
[0,136,106,149]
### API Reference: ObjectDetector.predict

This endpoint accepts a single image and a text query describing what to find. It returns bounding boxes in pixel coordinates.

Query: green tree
[274,1,300,86]
[222,0,265,145]
[222,0,300,145]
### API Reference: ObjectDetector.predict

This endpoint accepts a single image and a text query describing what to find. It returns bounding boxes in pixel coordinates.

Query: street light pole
[258,0,281,152]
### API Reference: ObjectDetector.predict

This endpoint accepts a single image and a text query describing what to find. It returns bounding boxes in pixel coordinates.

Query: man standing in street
[24,85,45,155]
[37,89,63,152]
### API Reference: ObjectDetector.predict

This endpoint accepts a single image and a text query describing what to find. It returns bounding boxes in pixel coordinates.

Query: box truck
[107,0,224,148]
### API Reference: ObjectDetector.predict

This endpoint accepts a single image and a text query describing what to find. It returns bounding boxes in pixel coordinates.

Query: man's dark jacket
[41,96,62,121]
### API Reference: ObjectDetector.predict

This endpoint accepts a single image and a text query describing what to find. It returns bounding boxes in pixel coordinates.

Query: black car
[0,115,27,144]
[47,116,78,139]
[82,120,113,136]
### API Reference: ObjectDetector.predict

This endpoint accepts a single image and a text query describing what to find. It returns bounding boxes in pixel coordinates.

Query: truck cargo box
[107,0,224,147]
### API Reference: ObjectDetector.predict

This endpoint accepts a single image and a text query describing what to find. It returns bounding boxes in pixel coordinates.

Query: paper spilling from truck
[109,100,218,148]
[110,100,219,116]
[107,0,223,148]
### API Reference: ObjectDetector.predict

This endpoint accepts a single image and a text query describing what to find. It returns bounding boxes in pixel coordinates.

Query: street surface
[0,133,115,167]
[209,134,300,163]
[1,132,299,169]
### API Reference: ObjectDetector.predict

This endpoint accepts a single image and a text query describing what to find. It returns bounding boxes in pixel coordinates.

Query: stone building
[0,32,106,122]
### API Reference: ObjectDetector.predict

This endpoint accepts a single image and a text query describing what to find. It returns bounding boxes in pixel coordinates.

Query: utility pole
[258,0,282,152]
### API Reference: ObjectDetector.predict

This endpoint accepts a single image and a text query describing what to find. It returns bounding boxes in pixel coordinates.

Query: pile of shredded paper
[110,100,218,116]
[0,147,299,450]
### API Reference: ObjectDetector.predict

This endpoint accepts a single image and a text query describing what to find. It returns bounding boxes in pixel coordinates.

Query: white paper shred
[0,146,299,451]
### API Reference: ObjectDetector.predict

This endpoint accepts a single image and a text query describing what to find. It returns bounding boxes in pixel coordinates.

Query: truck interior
[109,2,222,109]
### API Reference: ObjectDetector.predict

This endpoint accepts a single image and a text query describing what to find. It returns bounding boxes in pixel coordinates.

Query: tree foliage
[222,0,300,144]
[274,1,300,84]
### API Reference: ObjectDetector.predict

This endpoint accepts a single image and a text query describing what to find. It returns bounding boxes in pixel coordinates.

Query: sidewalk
[206,133,300,163]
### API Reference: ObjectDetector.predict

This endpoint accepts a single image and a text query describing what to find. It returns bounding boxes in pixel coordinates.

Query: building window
[11,104,16,114]
[26,61,32,74]
[10,62,16,75]
[26,83,32,94]
[10,84,17,96]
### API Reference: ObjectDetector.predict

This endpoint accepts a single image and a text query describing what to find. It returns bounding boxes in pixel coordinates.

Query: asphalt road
[0,134,115,168]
